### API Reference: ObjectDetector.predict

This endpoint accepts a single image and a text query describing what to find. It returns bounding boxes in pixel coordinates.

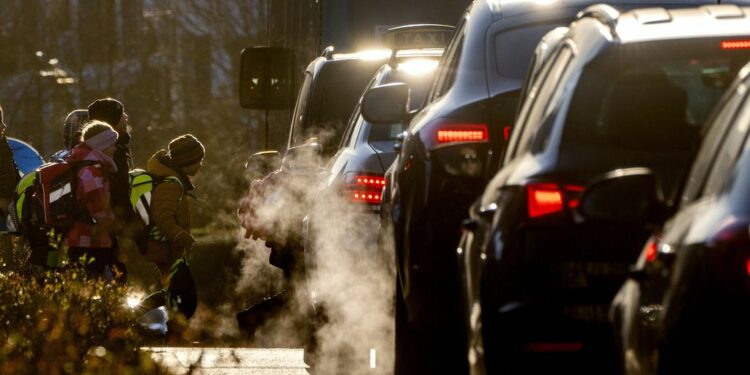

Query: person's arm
[152,181,195,250]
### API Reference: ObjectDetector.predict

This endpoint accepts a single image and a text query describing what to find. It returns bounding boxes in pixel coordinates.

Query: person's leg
[109,238,127,284]
[69,247,113,279]
[26,227,57,268]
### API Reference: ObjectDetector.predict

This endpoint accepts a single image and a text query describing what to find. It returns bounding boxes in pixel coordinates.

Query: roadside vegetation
[0,265,166,374]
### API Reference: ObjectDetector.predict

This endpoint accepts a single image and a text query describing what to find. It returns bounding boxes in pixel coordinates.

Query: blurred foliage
[0,267,165,374]
[0,0,286,231]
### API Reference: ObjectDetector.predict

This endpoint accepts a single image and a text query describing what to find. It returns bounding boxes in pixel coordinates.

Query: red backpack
[32,161,98,228]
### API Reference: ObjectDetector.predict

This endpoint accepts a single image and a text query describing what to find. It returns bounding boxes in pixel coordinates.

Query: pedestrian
[50,109,89,162]
[23,109,90,269]
[140,134,204,334]
[88,98,132,222]
[66,121,122,280]
[0,105,20,269]
[88,98,134,278]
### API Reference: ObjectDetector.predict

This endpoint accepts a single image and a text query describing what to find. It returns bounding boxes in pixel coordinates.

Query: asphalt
[144,347,309,375]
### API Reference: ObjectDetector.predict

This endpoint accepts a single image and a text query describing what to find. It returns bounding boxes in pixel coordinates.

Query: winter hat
[88,98,124,127]
[167,134,205,167]
[81,121,118,151]
[63,109,89,148]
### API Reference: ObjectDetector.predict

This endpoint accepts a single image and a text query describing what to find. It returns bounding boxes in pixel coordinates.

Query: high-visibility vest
[129,169,184,241]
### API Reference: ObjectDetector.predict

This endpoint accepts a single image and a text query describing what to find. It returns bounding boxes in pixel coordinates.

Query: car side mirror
[361,83,410,124]
[282,142,322,174]
[579,168,663,223]
[244,150,281,180]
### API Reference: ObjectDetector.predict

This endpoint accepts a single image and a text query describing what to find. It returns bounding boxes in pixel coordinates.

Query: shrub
[0,267,166,374]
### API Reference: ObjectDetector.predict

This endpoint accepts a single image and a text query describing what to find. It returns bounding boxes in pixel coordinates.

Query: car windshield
[559,38,750,202]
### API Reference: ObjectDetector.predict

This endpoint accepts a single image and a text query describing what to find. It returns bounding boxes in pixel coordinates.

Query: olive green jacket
[146,150,196,254]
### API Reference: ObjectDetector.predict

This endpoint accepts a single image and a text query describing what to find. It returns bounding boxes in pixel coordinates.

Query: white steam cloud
[235,143,396,373]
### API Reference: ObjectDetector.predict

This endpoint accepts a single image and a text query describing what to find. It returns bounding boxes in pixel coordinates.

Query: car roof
[614,5,750,43]
[479,0,732,20]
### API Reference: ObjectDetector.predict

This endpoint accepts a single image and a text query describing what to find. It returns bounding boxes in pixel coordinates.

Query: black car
[367,1,676,373]
[238,48,386,261]
[301,26,446,310]
[236,47,387,341]
[457,3,750,374]
[299,31,446,370]
[611,60,750,375]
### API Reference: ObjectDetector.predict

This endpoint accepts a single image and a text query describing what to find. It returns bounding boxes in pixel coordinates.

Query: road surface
[145,347,309,375]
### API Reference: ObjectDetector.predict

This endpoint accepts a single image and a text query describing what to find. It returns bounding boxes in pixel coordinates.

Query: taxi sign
[384,24,455,51]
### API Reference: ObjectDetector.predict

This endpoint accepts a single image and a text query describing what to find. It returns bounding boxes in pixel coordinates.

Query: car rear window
[292,60,381,155]
[559,38,750,202]
[494,23,566,79]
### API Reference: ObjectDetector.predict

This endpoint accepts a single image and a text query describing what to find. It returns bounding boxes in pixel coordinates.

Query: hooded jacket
[146,150,196,256]
[0,135,18,200]
[66,143,116,248]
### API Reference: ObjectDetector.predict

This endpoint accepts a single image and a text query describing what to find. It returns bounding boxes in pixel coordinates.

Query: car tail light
[645,237,658,263]
[526,183,584,219]
[503,125,512,141]
[344,174,385,205]
[528,183,563,218]
[434,123,488,146]
[746,258,750,277]
[721,40,750,50]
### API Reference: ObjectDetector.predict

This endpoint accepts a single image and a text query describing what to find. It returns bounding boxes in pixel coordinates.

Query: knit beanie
[167,134,205,167]
[81,121,118,151]
[88,98,124,127]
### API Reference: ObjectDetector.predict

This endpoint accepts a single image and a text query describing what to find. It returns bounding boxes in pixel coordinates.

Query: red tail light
[528,183,563,218]
[351,191,382,204]
[344,174,385,205]
[645,237,658,263]
[435,123,488,145]
[746,258,750,277]
[721,40,750,50]
[527,183,584,219]
[503,125,512,141]
[353,175,386,188]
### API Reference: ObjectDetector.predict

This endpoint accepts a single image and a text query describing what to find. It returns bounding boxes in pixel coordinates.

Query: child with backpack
[137,134,204,332]
[66,121,121,280]
[24,109,89,269]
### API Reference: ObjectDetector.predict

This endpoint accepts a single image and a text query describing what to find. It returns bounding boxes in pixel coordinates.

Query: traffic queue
[239,1,750,374]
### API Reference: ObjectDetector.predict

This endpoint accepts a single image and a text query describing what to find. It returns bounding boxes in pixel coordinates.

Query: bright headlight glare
[397,59,439,75]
